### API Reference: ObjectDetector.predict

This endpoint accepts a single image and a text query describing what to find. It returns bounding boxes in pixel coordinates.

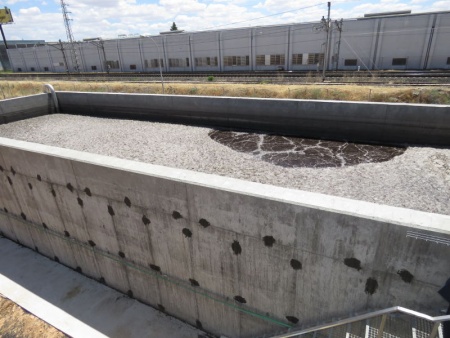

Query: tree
[170,22,178,31]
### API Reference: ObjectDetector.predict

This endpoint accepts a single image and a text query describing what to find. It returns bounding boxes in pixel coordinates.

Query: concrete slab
[0,237,206,338]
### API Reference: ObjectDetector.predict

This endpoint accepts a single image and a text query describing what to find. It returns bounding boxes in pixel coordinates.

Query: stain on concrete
[210,130,406,168]
[20,212,26,220]
[344,258,362,271]
[172,211,182,219]
[54,256,60,262]
[199,218,210,228]
[142,215,151,225]
[182,228,192,238]
[0,165,3,172]
[34,246,39,252]
[108,205,115,216]
[75,266,82,273]
[397,269,414,283]
[119,251,125,258]
[365,277,379,295]
[10,167,16,176]
[37,174,42,181]
[157,304,165,312]
[88,240,96,247]
[232,240,242,255]
[290,259,302,270]
[234,295,247,304]
[99,277,106,284]
[84,187,92,196]
[196,320,203,330]
[127,290,133,298]
[124,197,131,207]
[7,176,12,185]
[286,316,299,324]
[51,188,56,197]
[3,207,8,213]
[189,278,200,287]
[77,197,84,207]
[42,222,48,229]
[150,264,161,273]
[66,183,74,192]
[63,286,81,302]
[27,183,33,190]
[64,231,70,237]
[263,236,276,247]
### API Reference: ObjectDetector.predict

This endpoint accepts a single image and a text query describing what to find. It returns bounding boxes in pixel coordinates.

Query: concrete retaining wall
[0,94,54,124]
[56,92,450,147]
[0,137,449,338]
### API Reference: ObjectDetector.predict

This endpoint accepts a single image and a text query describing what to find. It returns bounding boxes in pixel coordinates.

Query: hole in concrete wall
[42,222,48,229]
[397,269,414,283]
[119,251,125,258]
[263,236,276,247]
[196,320,203,330]
[234,295,246,304]
[3,208,8,213]
[34,246,39,253]
[0,165,3,172]
[10,167,16,176]
[99,277,106,284]
[54,256,60,262]
[142,215,151,225]
[189,278,200,287]
[199,218,210,228]
[182,228,192,238]
[286,316,299,324]
[365,277,378,295]
[172,211,182,220]
[108,205,115,216]
[28,183,33,190]
[127,290,133,298]
[77,197,84,207]
[88,240,96,247]
[64,231,70,237]
[344,258,362,271]
[37,175,42,181]
[150,264,161,273]
[84,187,92,196]
[290,259,302,270]
[7,176,12,185]
[66,183,74,192]
[124,197,131,207]
[157,304,165,312]
[51,188,56,197]
[75,266,82,273]
[232,240,242,255]
[20,212,27,220]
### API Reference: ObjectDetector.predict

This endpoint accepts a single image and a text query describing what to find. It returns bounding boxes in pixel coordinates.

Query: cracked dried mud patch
[209,130,406,168]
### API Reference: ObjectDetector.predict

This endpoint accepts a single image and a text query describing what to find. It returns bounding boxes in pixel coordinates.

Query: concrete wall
[0,94,53,124]
[57,92,450,147]
[0,137,449,338]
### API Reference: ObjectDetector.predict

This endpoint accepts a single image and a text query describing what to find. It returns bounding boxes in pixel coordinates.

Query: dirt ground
[0,295,67,338]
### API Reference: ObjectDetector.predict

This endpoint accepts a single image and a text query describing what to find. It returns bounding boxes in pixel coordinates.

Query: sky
[1,0,449,42]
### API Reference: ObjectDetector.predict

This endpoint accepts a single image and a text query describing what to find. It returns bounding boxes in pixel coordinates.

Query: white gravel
[1,114,449,215]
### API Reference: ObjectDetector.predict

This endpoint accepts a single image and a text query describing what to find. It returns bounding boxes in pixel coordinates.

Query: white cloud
[18,7,41,14]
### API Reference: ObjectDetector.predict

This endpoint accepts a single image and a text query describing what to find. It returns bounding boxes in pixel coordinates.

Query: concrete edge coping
[54,91,450,107]
[0,93,49,103]
[0,136,449,235]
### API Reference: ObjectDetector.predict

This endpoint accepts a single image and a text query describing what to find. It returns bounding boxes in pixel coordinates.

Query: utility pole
[58,40,70,73]
[335,18,343,70]
[60,0,80,73]
[322,2,331,81]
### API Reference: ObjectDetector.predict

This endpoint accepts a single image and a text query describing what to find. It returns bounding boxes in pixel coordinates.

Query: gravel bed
[0,114,449,215]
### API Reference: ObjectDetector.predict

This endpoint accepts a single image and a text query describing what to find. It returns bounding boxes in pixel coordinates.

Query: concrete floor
[0,237,206,338]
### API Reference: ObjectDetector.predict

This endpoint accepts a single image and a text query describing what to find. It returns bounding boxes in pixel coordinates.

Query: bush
[207,75,214,82]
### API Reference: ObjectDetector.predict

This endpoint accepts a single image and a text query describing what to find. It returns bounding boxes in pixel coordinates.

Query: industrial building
[4,10,450,73]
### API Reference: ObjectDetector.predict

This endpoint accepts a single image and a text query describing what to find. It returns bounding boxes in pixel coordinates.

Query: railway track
[1,70,449,85]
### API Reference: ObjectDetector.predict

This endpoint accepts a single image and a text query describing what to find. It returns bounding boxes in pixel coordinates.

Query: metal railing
[270,307,449,338]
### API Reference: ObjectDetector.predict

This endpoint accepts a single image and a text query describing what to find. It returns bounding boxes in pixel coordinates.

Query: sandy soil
[0,295,66,338]
[0,114,449,215]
